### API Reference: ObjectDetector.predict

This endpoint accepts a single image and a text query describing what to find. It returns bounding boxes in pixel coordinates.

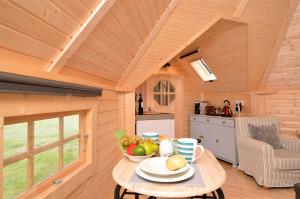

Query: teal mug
[177,138,204,163]
[142,132,159,142]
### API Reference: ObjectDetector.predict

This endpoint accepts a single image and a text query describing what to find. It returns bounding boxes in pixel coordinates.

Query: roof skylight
[190,59,217,82]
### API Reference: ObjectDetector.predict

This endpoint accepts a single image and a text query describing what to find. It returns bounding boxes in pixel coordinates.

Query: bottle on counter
[135,93,139,114]
[138,93,144,115]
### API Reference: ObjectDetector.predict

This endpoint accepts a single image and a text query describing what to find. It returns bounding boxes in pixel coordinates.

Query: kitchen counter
[136,113,174,121]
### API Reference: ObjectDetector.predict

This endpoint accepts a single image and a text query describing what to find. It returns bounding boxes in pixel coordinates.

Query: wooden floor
[220,160,294,199]
[122,160,294,199]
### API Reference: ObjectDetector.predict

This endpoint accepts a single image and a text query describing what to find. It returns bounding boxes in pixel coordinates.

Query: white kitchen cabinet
[190,114,238,166]
[136,117,175,138]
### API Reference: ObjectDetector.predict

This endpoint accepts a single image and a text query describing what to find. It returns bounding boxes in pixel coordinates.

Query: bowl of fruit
[117,132,158,163]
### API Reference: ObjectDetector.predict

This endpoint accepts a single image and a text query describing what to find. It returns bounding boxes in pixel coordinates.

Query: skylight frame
[190,59,217,82]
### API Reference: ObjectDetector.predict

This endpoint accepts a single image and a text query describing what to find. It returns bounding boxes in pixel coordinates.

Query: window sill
[31,162,93,199]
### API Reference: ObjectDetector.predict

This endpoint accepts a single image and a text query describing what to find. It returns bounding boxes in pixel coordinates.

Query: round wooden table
[112,150,226,199]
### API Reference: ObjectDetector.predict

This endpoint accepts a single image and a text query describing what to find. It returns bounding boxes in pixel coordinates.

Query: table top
[112,150,226,198]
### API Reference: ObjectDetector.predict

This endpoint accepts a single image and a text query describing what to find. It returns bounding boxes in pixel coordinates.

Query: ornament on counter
[222,100,233,117]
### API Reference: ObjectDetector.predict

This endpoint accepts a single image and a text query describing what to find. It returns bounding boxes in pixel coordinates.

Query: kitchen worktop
[190,114,235,120]
[136,112,174,121]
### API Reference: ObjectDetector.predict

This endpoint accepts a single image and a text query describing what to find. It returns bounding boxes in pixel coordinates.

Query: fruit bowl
[123,152,155,163]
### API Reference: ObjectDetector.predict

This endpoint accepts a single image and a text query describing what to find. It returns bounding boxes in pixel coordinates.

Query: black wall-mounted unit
[0,72,102,97]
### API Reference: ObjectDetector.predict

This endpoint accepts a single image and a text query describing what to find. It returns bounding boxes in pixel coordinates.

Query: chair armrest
[280,137,300,153]
[237,137,274,177]
[237,137,274,160]
[237,137,274,174]
[237,137,273,153]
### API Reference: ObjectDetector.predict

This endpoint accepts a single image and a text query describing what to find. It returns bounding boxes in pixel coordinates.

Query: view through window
[2,112,84,199]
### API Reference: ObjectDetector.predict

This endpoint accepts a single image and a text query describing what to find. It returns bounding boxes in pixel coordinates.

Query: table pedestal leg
[114,184,121,199]
[114,184,224,199]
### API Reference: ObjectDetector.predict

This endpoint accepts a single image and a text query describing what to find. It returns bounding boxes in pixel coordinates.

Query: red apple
[127,144,137,155]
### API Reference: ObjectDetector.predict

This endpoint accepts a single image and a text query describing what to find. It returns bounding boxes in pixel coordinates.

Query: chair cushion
[274,149,300,170]
[248,124,283,149]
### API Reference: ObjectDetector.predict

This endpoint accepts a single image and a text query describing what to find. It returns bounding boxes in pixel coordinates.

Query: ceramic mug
[177,138,204,163]
[142,132,159,142]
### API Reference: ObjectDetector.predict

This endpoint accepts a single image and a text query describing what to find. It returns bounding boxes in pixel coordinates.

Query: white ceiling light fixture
[190,59,217,82]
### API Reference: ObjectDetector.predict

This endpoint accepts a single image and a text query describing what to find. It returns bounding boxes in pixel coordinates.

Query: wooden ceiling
[115,0,240,90]
[0,0,299,92]
[264,0,300,90]
[174,18,248,93]
[0,0,100,68]
[61,0,172,86]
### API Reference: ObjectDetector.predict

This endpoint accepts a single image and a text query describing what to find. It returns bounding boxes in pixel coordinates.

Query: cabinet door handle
[222,121,226,125]
[206,119,210,122]
[193,117,196,120]
[216,139,219,143]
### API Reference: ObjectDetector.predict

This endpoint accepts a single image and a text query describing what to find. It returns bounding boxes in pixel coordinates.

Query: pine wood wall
[202,90,300,138]
[181,66,203,137]
[203,92,252,116]
[66,90,121,199]
[66,90,136,198]
[252,91,300,138]
[135,63,204,138]
[0,90,133,199]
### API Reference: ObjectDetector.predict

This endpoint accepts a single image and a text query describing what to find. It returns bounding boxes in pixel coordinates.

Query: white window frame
[190,59,217,82]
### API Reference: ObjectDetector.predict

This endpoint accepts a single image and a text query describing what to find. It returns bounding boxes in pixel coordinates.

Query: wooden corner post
[0,117,4,199]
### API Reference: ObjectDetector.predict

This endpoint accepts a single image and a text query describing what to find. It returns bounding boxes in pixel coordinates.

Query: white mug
[177,138,204,163]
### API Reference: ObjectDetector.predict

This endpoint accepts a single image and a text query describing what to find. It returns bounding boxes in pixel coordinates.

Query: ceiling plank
[234,0,249,17]
[259,0,299,90]
[45,0,117,73]
[115,0,180,90]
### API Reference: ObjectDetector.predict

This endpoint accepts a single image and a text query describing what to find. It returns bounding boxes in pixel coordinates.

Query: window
[2,111,86,199]
[190,59,217,82]
[153,80,176,106]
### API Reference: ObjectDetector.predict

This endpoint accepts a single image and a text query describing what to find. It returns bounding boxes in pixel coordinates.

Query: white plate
[138,157,190,176]
[135,165,194,183]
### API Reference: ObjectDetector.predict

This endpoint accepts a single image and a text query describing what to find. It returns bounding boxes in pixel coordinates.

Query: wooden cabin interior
[0,0,300,198]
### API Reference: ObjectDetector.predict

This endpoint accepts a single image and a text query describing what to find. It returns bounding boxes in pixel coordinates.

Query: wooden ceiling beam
[259,0,299,90]
[115,0,181,90]
[45,0,117,73]
[234,0,249,18]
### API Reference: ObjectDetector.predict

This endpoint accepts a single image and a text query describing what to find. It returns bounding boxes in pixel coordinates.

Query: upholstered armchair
[236,117,300,187]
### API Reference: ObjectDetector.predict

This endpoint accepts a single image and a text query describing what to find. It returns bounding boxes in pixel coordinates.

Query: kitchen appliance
[194,101,200,114]
[194,101,208,115]
[235,100,243,116]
